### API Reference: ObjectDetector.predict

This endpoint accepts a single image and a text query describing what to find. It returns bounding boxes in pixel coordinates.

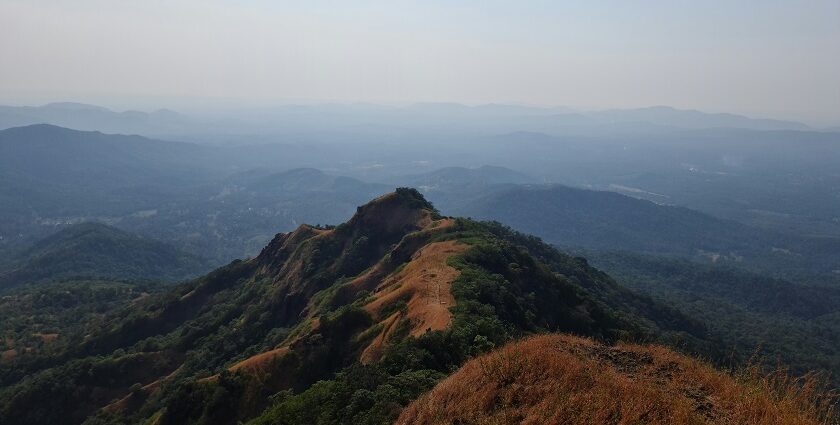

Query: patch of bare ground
[361,239,466,363]
[397,334,838,425]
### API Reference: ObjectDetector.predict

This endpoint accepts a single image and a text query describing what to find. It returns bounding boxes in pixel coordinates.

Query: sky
[1,0,839,125]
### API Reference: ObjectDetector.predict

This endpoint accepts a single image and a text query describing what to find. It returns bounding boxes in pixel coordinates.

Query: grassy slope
[398,334,836,425]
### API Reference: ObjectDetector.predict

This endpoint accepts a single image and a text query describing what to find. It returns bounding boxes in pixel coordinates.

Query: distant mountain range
[2,124,837,277]
[0,102,192,136]
[0,120,837,423]
[0,102,819,137]
[0,123,215,189]
[585,105,810,130]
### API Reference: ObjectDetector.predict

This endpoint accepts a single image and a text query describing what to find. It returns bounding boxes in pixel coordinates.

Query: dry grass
[223,220,458,371]
[397,334,838,425]
[1,349,16,363]
[347,218,455,293]
[361,240,466,362]
[360,312,401,364]
[229,347,290,374]
[102,364,184,414]
[198,346,292,385]
[32,332,59,343]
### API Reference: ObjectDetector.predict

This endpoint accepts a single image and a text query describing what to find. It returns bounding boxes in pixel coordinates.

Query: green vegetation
[2,190,829,425]
[245,219,714,425]
[453,184,840,278]
[0,280,163,362]
[581,249,840,384]
[394,187,441,218]
[0,192,712,425]
[0,222,210,289]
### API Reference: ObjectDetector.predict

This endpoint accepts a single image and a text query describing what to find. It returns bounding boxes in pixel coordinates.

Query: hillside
[0,124,214,190]
[0,280,165,365]
[0,223,210,288]
[0,189,713,425]
[0,124,216,246]
[0,125,387,263]
[476,128,840,237]
[450,184,840,277]
[398,334,835,425]
[580,249,840,382]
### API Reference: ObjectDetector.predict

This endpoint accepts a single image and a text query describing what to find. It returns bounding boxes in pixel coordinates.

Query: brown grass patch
[397,334,837,425]
[1,349,16,363]
[179,289,196,301]
[359,312,401,364]
[32,332,59,343]
[198,346,292,384]
[361,240,466,362]
[102,364,184,414]
[229,347,290,374]
[347,218,455,294]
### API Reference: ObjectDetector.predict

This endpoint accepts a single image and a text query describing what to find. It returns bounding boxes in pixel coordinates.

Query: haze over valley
[2,1,839,424]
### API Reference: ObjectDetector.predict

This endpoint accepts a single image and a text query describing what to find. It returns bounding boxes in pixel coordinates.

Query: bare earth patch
[361,239,466,363]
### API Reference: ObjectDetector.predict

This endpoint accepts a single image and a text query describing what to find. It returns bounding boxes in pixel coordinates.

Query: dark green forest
[580,249,840,383]
[0,222,210,289]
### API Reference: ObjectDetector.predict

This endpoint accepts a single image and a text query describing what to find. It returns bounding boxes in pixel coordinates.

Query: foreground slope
[399,334,836,425]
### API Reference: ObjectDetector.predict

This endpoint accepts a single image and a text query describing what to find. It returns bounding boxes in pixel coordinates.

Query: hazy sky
[1,0,839,124]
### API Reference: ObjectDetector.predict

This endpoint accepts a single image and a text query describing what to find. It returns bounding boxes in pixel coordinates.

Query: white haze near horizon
[1,0,838,126]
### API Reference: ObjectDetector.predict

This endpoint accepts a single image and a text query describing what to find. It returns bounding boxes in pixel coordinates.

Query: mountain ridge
[0,189,714,425]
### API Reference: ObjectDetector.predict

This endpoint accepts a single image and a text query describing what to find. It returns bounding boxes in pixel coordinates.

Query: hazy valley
[0,100,838,423]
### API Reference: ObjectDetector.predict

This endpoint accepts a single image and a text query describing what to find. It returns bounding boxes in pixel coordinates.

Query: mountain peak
[345,187,439,233]
[256,188,439,277]
[363,188,438,216]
